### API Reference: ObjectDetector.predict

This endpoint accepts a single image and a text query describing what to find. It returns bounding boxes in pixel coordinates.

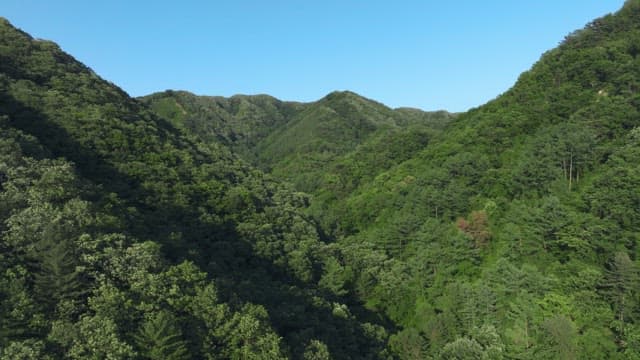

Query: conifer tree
[32,236,84,314]
[133,311,190,360]
[603,252,639,338]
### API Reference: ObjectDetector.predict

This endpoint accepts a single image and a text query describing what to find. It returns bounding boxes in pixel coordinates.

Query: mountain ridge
[2,2,640,358]
[141,89,456,192]
[146,3,640,358]
[0,16,391,359]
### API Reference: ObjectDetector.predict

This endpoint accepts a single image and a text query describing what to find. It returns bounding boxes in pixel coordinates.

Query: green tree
[440,337,483,360]
[439,325,504,360]
[0,266,43,347]
[48,315,135,360]
[0,339,51,360]
[389,328,428,360]
[133,311,189,360]
[505,291,538,356]
[303,339,331,360]
[219,304,287,360]
[33,236,85,314]
[540,315,577,360]
[603,252,639,338]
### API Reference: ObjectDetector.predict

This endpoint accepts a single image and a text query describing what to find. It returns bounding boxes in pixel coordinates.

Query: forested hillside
[140,91,303,161]
[299,1,640,358]
[2,0,640,359]
[142,90,454,194]
[149,1,640,359]
[0,17,391,360]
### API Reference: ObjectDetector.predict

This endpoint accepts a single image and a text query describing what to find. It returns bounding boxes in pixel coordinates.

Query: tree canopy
[3,1,640,358]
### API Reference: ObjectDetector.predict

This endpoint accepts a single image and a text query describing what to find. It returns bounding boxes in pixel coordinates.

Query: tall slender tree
[133,311,190,360]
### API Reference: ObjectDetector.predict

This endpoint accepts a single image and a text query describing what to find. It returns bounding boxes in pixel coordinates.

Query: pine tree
[603,252,639,340]
[32,237,85,314]
[133,311,190,360]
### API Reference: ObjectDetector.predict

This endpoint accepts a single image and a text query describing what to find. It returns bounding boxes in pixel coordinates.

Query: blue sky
[1,0,625,112]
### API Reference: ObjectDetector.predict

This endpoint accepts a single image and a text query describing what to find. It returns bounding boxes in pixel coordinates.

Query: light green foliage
[504,290,538,356]
[0,339,51,360]
[440,337,483,359]
[186,283,231,358]
[318,256,352,296]
[303,340,332,360]
[388,328,428,360]
[218,304,287,360]
[87,282,134,329]
[56,315,136,360]
[2,2,640,359]
[471,325,504,359]
[439,325,504,360]
[603,252,639,337]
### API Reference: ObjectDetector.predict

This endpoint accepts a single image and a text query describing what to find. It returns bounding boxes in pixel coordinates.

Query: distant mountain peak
[322,90,383,105]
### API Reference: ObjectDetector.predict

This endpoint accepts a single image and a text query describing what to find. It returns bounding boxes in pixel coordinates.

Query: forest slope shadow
[0,90,394,358]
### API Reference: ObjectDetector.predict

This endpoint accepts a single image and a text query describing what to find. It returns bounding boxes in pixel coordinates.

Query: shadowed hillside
[2,1,640,359]
[149,2,640,358]
[0,17,391,359]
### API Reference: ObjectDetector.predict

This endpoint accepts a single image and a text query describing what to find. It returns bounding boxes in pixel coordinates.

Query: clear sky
[1,0,626,112]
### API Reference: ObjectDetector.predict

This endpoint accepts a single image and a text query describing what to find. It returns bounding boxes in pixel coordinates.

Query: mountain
[2,1,640,359]
[0,17,390,359]
[151,1,640,359]
[142,90,455,193]
[293,2,640,358]
[140,90,304,160]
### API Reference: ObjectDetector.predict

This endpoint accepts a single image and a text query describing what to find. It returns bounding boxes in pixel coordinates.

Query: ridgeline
[2,1,640,358]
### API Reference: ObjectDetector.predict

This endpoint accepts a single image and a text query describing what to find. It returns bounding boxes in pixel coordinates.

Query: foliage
[0,17,386,359]
[2,1,640,359]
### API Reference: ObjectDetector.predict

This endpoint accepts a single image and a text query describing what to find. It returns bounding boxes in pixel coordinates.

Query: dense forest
[140,90,455,195]
[2,1,640,359]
